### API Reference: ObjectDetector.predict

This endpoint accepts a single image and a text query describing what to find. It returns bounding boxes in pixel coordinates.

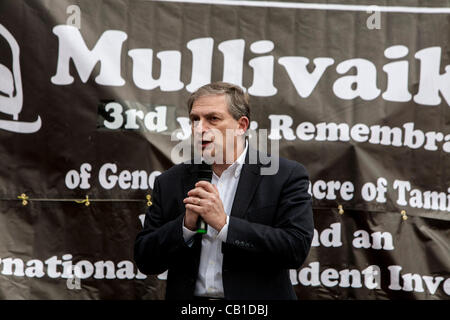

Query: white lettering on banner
[25,260,45,278]
[311,223,343,248]
[352,230,394,250]
[218,39,245,90]
[175,117,191,140]
[295,262,450,295]
[51,25,450,107]
[394,180,450,212]
[361,178,388,203]
[95,93,449,156]
[51,25,127,85]
[46,256,62,278]
[308,177,449,212]
[248,40,277,96]
[311,222,394,250]
[308,180,355,201]
[333,58,381,101]
[64,163,161,190]
[382,45,412,102]
[310,177,450,212]
[268,114,296,140]
[103,103,168,132]
[0,258,25,276]
[278,57,334,98]
[297,262,381,289]
[414,47,450,106]
[388,265,449,294]
[0,255,146,280]
[1,253,449,296]
[65,163,92,189]
[186,38,214,92]
[267,117,450,154]
[128,49,184,91]
[98,163,161,190]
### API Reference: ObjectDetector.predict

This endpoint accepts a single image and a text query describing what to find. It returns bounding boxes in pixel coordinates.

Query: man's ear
[237,116,249,135]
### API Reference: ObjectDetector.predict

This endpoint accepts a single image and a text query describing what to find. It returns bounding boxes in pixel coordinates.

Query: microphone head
[198,162,212,182]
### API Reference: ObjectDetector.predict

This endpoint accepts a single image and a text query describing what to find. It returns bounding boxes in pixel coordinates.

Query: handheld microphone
[196,162,212,234]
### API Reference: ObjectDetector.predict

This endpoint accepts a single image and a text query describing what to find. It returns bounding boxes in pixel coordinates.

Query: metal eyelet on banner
[18,193,29,206]
[146,194,152,207]
[75,195,90,206]
[400,210,407,220]
[338,204,344,215]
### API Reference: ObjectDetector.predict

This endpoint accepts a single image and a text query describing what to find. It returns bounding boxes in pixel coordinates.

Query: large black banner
[0,0,449,299]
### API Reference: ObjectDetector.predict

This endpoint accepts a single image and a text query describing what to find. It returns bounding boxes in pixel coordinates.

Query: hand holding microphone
[183,163,227,234]
[195,162,212,233]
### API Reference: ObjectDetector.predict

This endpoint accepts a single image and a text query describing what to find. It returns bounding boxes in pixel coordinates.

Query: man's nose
[193,119,208,135]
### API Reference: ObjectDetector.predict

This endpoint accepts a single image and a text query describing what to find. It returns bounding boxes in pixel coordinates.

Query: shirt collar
[229,140,248,178]
[210,140,248,179]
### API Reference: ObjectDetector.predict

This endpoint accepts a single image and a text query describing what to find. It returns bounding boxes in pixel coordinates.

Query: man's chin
[201,145,219,164]
[201,150,215,161]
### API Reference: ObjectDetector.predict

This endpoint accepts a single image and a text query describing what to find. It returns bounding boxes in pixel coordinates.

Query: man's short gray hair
[187,82,250,123]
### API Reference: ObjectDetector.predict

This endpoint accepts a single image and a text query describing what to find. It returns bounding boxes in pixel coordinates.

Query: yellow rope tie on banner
[400,210,408,221]
[337,204,344,215]
[11,194,146,205]
[17,193,29,206]
[75,195,90,206]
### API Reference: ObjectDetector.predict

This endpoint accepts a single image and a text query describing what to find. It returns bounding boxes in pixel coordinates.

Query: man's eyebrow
[189,111,223,118]
[205,112,222,117]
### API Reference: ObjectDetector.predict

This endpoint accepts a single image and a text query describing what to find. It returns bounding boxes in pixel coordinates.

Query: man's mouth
[201,140,213,148]
[202,140,213,150]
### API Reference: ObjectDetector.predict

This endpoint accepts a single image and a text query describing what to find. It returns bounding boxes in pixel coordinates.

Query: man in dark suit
[134,82,314,300]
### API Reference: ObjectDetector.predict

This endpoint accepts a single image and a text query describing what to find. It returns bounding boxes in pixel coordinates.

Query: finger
[188,187,212,199]
[183,197,202,206]
[185,203,204,215]
[195,181,218,195]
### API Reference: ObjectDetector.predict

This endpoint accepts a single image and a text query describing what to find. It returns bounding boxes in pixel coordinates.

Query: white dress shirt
[182,142,248,298]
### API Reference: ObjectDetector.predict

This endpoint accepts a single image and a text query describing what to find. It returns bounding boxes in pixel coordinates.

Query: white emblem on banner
[0,24,41,133]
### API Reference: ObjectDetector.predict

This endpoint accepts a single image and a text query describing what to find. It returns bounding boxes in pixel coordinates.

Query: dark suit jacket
[134,150,314,300]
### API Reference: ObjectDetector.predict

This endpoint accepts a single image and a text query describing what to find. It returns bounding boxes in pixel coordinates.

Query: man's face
[189,94,247,164]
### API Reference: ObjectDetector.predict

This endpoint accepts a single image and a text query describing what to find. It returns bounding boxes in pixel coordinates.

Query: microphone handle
[196,174,210,234]
[196,217,207,234]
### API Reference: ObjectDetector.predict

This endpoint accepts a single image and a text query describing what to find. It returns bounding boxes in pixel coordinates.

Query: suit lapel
[229,149,262,219]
